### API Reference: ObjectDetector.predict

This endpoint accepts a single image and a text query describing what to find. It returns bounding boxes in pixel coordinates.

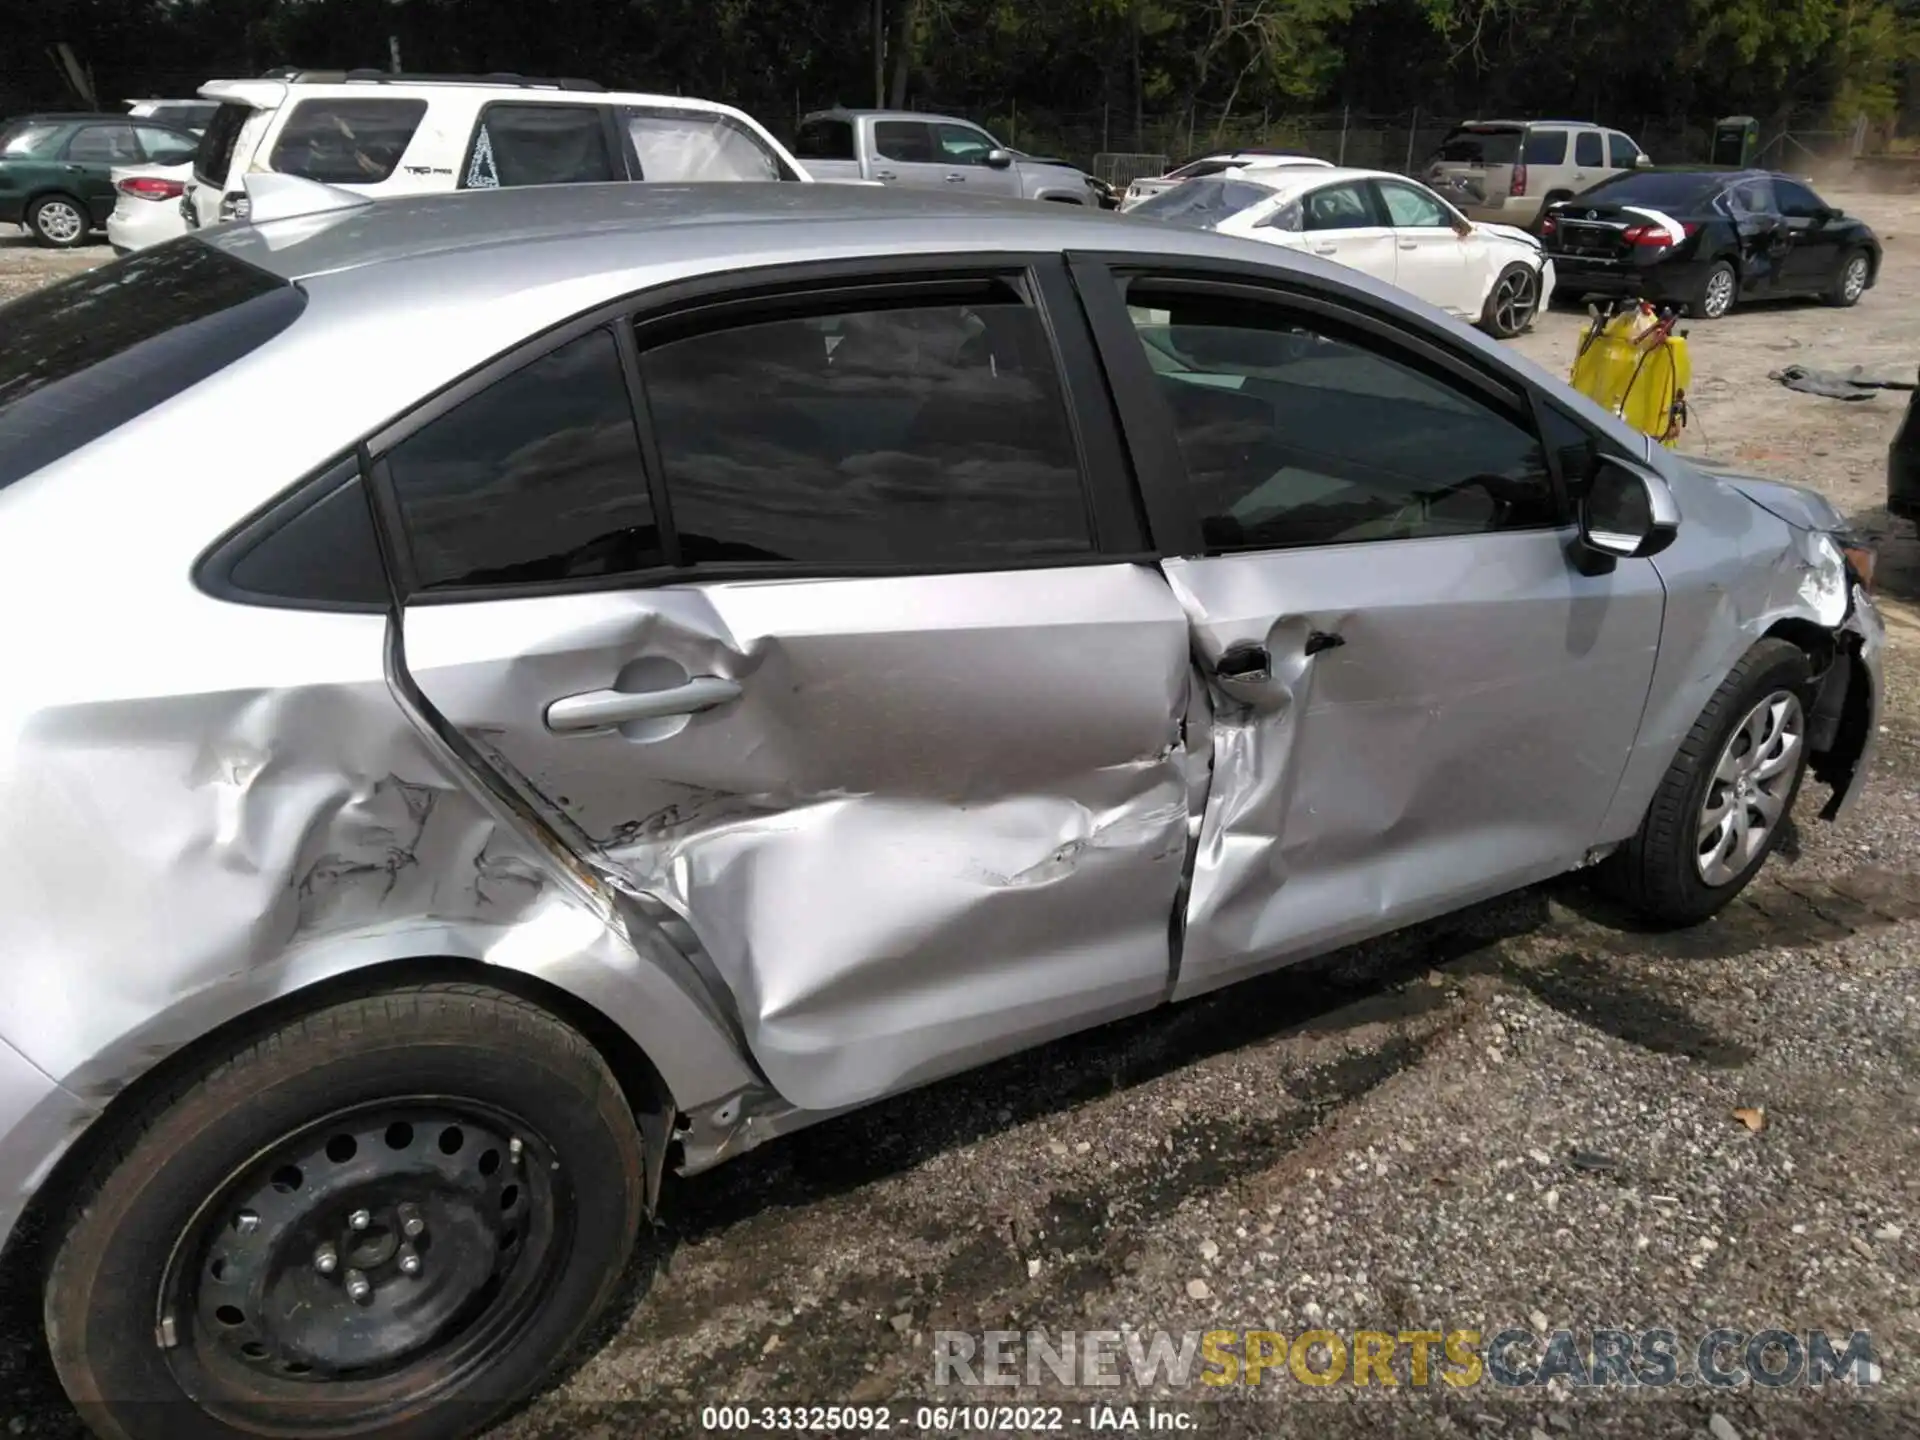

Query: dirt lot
[2,197,1919,1439]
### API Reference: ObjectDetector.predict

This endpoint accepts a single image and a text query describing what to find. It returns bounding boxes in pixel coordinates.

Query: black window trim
[1065,252,1578,555]
[193,454,392,614]
[456,99,623,191]
[356,252,1144,605]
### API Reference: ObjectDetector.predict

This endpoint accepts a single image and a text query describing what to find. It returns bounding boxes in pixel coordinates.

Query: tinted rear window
[793,117,855,162]
[0,241,304,490]
[195,101,254,185]
[1579,170,1724,209]
[1434,127,1521,164]
[1133,177,1275,225]
[1524,129,1568,165]
[270,98,427,184]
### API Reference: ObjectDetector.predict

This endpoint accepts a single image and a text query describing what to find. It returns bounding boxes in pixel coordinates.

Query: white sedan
[105,160,191,253]
[1130,164,1554,337]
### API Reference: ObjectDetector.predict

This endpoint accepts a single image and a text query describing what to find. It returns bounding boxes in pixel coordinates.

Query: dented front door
[1078,267,1666,1000]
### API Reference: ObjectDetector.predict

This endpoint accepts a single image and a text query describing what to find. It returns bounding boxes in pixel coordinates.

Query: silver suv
[1425,119,1650,227]
[0,178,1881,1440]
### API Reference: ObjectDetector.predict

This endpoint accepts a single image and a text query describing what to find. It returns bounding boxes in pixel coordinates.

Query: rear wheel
[1600,639,1812,925]
[1824,249,1870,307]
[1691,260,1738,320]
[27,193,89,249]
[1480,261,1542,337]
[45,983,647,1440]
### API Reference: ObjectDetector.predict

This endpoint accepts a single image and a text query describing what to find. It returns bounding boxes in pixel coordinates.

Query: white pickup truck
[791,107,1102,205]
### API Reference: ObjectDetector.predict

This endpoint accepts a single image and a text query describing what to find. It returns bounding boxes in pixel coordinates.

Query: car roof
[803,107,977,126]
[199,77,746,115]
[1182,164,1408,195]
[1452,118,1600,129]
[3,112,134,125]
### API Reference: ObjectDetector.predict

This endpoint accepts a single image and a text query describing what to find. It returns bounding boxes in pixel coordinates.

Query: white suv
[183,69,808,230]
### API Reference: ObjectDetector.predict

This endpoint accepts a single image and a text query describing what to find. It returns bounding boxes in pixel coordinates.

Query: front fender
[1596,460,1883,840]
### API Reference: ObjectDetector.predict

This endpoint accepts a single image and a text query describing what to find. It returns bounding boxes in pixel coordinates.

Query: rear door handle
[545,676,741,734]
[1398,239,1419,249]
[1311,243,1338,254]
[944,173,966,183]
[873,169,897,181]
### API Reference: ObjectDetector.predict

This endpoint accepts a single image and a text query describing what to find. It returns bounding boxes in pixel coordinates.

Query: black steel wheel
[46,984,647,1440]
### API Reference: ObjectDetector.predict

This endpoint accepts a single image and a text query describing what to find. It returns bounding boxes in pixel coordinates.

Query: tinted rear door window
[793,117,855,162]
[463,103,617,188]
[1574,131,1604,167]
[66,124,140,164]
[385,327,660,590]
[0,241,302,489]
[1523,129,1567,165]
[873,121,936,163]
[637,293,1092,566]
[270,98,427,184]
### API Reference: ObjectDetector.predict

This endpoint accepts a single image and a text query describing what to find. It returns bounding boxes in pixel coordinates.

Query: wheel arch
[0,950,729,1282]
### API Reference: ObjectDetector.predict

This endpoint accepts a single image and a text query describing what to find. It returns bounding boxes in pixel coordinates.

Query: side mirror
[1634,153,1653,168]
[984,148,1014,170]
[1577,458,1680,569]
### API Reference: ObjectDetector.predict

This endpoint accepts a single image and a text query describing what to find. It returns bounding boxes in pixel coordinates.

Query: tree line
[10,0,1918,153]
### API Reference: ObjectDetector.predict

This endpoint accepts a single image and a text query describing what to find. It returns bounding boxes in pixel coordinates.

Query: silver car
[0,178,1883,1439]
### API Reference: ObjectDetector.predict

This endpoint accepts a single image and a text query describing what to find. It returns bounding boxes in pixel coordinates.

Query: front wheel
[1480,261,1542,337]
[1599,638,1812,925]
[46,983,647,1440]
[1824,249,1870,307]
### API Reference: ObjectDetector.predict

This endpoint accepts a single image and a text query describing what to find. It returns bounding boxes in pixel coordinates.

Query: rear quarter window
[1524,129,1568,165]
[0,241,304,490]
[269,98,428,185]
[2,122,67,157]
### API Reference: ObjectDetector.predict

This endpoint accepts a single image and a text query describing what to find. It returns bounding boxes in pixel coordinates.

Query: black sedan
[1542,167,1881,319]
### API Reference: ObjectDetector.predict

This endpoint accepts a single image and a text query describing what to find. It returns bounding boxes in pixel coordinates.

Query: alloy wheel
[1702,267,1735,318]
[156,1098,568,1428]
[1696,690,1803,887]
[1843,256,1868,302]
[1492,268,1538,334]
[34,199,84,245]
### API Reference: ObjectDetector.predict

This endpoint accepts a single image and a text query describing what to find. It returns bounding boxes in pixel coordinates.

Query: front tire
[27,193,90,249]
[1691,259,1738,320]
[1480,261,1542,337]
[1600,639,1812,925]
[1824,249,1870,307]
[46,983,647,1440]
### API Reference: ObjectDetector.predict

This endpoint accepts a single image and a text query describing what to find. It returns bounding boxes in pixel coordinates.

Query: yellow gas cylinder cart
[1568,300,1692,446]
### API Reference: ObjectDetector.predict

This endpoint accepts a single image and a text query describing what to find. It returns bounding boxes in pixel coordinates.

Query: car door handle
[1311,243,1338,254]
[545,676,741,734]
[1305,630,1346,656]
[1398,239,1419,249]
[944,173,966,183]
[1215,643,1271,683]
[873,169,897,181]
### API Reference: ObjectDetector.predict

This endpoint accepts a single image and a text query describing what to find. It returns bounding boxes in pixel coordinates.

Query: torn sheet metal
[1162,529,1666,1001]
[399,563,1194,1114]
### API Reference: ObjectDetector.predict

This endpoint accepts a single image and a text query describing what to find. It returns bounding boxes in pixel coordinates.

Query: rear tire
[1690,259,1738,320]
[27,193,90,249]
[45,983,647,1440]
[1824,248,1870,307]
[1599,639,1812,926]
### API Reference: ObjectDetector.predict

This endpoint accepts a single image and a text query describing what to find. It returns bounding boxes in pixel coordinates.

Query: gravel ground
[1,195,1917,1439]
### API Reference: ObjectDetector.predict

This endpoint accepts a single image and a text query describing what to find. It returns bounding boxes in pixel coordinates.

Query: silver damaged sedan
[0,178,1884,1437]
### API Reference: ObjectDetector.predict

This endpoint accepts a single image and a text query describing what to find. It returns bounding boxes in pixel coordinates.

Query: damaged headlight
[1799,532,1850,627]
[1835,532,1879,594]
